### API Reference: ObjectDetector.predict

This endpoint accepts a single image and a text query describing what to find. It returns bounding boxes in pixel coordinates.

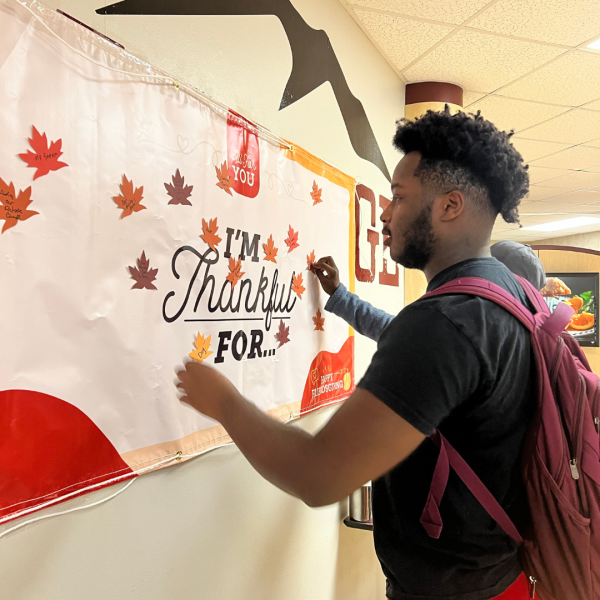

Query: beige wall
[0,1,404,599]
[536,231,600,252]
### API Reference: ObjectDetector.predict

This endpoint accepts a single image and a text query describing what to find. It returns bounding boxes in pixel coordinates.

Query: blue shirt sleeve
[324,283,395,341]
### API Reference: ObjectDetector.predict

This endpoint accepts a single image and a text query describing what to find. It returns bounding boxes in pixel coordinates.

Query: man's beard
[396,202,436,270]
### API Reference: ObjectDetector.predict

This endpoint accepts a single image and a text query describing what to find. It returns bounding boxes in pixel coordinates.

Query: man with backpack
[176,109,598,600]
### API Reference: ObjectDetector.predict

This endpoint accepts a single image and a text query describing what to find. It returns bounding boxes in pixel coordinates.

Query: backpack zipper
[571,375,589,516]
[529,575,537,599]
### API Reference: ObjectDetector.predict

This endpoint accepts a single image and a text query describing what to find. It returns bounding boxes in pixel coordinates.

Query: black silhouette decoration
[96,0,391,181]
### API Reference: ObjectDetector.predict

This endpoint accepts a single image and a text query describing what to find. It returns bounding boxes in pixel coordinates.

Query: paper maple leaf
[263,234,278,263]
[310,180,323,205]
[18,126,68,180]
[285,225,300,252]
[113,175,146,219]
[275,320,290,348]
[164,168,193,205]
[189,333,213,363]
[0,178,38,234]
[200,217,222,251]
[306,249,316,273]
[128,251,158,290]
[291,272,306,299]
[313,308,325,331]
[216,161,233,196]
[226,256,245,289]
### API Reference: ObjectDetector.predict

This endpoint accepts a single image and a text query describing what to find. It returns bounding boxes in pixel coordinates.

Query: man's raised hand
[313,256,340,296]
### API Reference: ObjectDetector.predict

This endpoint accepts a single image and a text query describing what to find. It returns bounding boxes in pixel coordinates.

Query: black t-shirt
[358,258,535,600]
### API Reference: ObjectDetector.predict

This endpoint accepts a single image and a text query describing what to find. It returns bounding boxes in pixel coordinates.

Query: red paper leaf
[165,168,193,205]
[18,126,68,180]
[307,249,316,273]
[0,178,38,234]
[226,256,245,289]
[263,234,278,263]
[113,175,146,219]
[129,251,158,290]
[313,308,325,331]
[216,161,233,196]
[285,225,300,252]
[291,272,305,299]
[275,319,290,348]
[310,180,323,205]
[200,217,222,251]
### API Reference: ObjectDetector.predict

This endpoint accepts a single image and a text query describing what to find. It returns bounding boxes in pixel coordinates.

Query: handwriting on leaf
[18,126,68,180]
[113,175,146,219]
[285,225,300,252]
[200,217,222,250]
[129,251,158,290]
[310,180,323,205]
[291,272,305,299]
[189,333,213,363]
[0,178,38,234]
[313,308,325,331]
[275,320,290,348]
[165,168,193,205]
[307,250,316,273]
[226,257,245,289]
[216,161,233,196]
[263,234,278,263]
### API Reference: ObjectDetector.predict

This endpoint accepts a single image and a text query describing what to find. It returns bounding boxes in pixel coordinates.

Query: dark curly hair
[393,107,529,224]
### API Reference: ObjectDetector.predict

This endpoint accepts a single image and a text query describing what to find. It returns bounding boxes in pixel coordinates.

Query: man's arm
[176,363,425,507]
[314,256,395,341]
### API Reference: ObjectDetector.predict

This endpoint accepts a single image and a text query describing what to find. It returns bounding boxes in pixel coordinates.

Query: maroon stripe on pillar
[405,82,463,107]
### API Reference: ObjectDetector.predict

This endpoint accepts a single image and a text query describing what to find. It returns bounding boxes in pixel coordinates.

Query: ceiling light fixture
[522,216,600,232]
[587,38,600,51]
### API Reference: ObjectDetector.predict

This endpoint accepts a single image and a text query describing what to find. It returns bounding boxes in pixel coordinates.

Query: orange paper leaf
[275,320,290,348]
[285,225,299,252]
[128,251,158,290]
[291,272,305,299]
[307,249,316,273]
[0,178,38,234]
[310,180,322,205]
[226,256,245,289]
[18,126,68,180]
[263,234,278,263]
[189,333,213,363]
[200,217,222,251]
[216,161,233,196]
[165,168,193,205]
[113,175,146,219]
[313,308,325,331]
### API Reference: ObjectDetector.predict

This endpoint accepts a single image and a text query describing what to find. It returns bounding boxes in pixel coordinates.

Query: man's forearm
[218,395,340,507]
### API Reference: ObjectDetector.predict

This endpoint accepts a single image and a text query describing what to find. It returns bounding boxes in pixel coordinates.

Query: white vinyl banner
[0,0,355,524]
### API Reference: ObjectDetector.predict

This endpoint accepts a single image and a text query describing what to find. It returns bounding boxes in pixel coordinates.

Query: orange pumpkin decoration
[567,312,595,331]
[565,297,584,313]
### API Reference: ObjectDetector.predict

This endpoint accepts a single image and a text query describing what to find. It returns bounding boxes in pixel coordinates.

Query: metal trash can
[349,481,372,522]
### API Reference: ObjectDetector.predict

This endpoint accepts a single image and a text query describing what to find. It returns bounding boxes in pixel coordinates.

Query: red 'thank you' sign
[227,111,260,198]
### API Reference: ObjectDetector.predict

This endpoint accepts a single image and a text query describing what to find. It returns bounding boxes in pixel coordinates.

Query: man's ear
[438,190,465,222]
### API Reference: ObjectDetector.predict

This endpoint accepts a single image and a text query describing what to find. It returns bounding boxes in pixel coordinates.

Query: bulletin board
[0,0,355,524]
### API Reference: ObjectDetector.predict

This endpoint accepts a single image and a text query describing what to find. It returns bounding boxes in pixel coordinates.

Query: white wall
[0,1,404,598]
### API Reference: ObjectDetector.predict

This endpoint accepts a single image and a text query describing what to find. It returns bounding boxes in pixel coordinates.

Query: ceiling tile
[528,166,574,185]
[501,51,600,106]
[352,9,454,70]
[531,145,600,171]
[403,30,564,92]
[468,95,569,133]
[584,98,600,111]
[347,0,490,25]
[523,185,564,202]
[536,189,600,205]
[531,170,600,189]
[510,138,570,162]
[468,0,600,47]
[521,201,596,214]
[517,109,600,145]
[463,91,487,107]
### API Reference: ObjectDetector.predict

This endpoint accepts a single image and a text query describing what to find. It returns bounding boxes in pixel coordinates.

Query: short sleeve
[358,302,482,435]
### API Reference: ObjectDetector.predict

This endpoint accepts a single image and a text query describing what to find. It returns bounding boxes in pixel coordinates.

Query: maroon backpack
[419,276,600,600]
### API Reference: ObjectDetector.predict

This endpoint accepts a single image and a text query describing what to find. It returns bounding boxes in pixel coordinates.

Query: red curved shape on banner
[300,337,355,415]
[0,389,135,523]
